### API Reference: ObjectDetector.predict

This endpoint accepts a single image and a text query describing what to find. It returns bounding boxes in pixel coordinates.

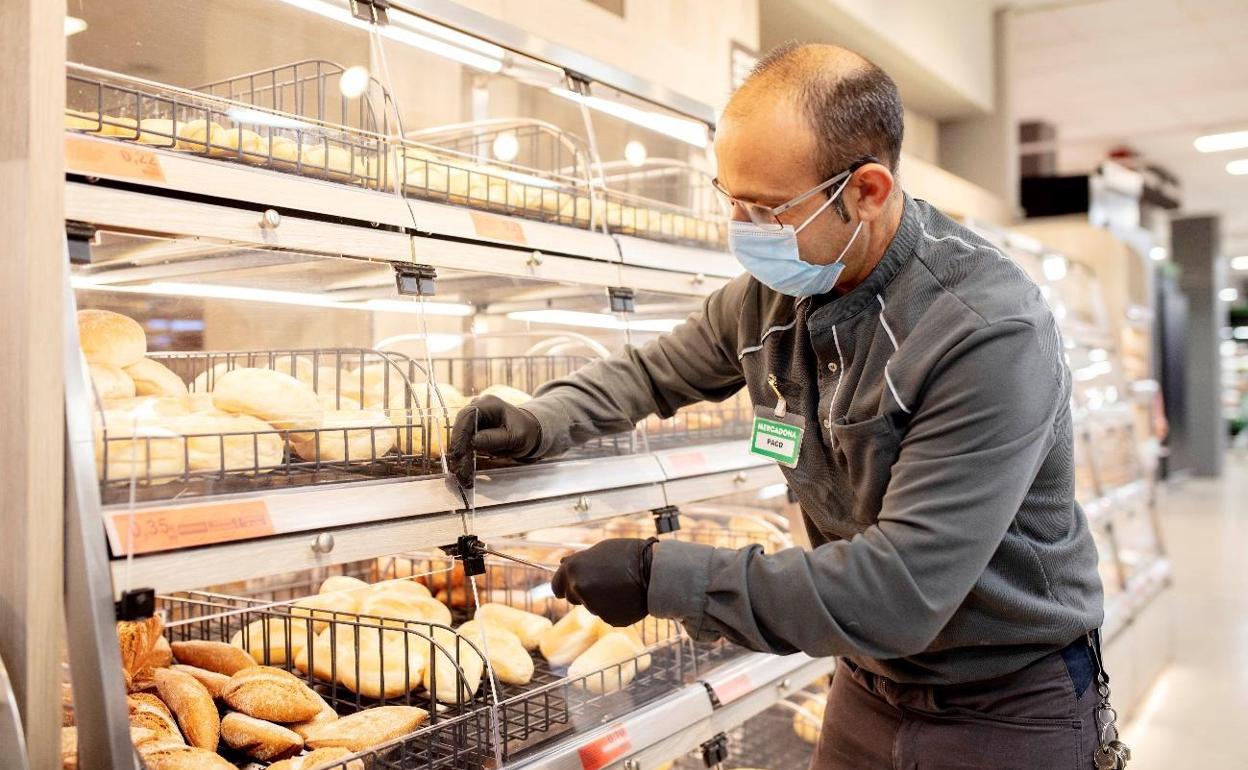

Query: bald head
[724,43,904,180]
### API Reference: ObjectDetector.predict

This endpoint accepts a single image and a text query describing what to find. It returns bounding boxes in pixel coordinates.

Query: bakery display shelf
[671,701,818,770]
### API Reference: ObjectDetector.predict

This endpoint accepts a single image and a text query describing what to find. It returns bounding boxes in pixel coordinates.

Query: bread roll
[190,362,230,394]
[368,577,431,599]
[539,606,606,667]
[422,626,484,705]
[478,383,531,405]
[153,668,219,751]
[173,411,286,474]
[474,604,552,651]
[230,617,312,666]
[94,408,186,482]
[270,136,300,166]
[358,589,451,628]
[124,358,188,397]
[335,627,427,699]
[171,640,258,676]
[136,118,178,147]
[456,620,533,686]
[268,747,364,770]
[90,362,137,399]
[221,712,303,761]
[291,576,369,631]
[289,408,395,463]
[792,694,825,743]
[78,309,146,367]
[103,396,191,418]
[139,746,235,770]
[176,119,228,154]
[126,693,183,742]
[567,630,650,694]
[287,691,338,741]
[65,108,102,131]
[212,368,323,430]
[302,705,428,753]
[117,615,166,692]
[152,635,174,668]
[170,665,230,699]
[301,144,357,179]
[100,115,139,139]
[221,665,324,723]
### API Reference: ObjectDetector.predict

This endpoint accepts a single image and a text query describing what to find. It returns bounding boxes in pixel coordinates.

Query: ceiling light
[549,88,709,148]
[1231,256,1248,271]
[64,16,88,36]
[624,140,648,167]
[1042,254,1068,282]
[1219,287,1239,303]
[1149,246,1166,261]
[491,132,519,163]
[338,65,371,98]
[1227,159,1248,175]
[275,0,503,74]
[1194,130,1248,153]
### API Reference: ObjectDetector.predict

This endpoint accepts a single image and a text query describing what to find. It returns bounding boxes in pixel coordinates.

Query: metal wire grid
[642,398,754,450]
[600,161,727,249]
[602,188,727,249]
[672,703,817,770]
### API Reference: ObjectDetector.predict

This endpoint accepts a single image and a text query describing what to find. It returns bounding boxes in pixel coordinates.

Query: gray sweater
[521,196,1104,684]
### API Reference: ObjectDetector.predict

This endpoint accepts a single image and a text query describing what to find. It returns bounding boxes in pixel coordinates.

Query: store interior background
[5,0,1247,767]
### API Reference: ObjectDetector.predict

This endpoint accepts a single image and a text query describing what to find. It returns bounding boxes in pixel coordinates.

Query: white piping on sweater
[876,294,912,414]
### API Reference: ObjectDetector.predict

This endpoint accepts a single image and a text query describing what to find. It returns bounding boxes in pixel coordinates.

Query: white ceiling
[1009,0,1248,261]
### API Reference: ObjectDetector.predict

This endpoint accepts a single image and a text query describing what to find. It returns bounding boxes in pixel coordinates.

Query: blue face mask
[728,177,864,297]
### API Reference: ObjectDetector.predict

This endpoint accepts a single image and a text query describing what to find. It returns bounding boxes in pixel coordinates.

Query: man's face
[714,97,857,267]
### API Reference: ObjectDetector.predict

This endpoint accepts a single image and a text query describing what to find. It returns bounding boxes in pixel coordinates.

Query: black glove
[448,395,543,489]
[551,538,658,627]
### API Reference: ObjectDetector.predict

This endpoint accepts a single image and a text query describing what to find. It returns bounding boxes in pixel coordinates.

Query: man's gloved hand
[448,395,542,490]
[551,538,658,627]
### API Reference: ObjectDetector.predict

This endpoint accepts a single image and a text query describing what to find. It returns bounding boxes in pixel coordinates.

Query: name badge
[749,405,804,468]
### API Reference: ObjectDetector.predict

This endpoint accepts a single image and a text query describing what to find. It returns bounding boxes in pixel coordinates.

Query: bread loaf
[124,358,188,397]
[174,411,286,473]
[268,747,364,770]
[289,408,395,463]
[270,136,300,166]
[358,588,451,628]
[474,603,552,651]
[177,120,228,154]
[478,383,531,405]
[103,396,191,418]
[456,620,534,686]
[126,692,183,742]
[212,368,323,430]
[230,617,312,666]
[99,115,139,139]
[153,667,219,751]
[221,665,324,723]
[136,118,178,147]
[93,408,185,482]
[567,630,650,694]
[291,575,370,631]
[117,615,166,691]
[539,606,606,667]
[78,309,146,367]
[90,362,137,399]
[335,627,427,699]
[220,711,304,761]
[301,705,428,753]
[171,640,258,676]
[422,626,484,705]
[368,577,431,599]
[139,746,236,770]
[170,665,230,699]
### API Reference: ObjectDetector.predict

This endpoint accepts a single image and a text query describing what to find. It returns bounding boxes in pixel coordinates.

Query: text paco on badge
[749,406,804,468]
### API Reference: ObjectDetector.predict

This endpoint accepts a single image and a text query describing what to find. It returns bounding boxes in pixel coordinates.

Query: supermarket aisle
[1121,452,1248,769]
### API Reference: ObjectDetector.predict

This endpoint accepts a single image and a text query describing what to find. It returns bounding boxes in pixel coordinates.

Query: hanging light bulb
[492,132,519,162]
[339,65,370,98]
[624,140,648,167]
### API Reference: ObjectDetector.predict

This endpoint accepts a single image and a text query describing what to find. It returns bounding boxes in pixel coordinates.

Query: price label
[749,409,804,468]
[65,135,166,183]
[112,500,273,555]
[711,672,755,705]
[470,211,527,245]
[577,724,632,770]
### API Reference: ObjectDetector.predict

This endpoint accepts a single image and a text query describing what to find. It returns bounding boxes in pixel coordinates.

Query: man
[449,43,1107,769]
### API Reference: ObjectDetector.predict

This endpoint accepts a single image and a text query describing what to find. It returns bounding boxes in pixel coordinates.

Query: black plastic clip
[651,505,681,534]
[394,263,437,297]
[699,732,730,767]
[66,220,97,265]
[349,0,390,25]
[114,587,156,621]
[439,535,487,577]
[607,286,636,313]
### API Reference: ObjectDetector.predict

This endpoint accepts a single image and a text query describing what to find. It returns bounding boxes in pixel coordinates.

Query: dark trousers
[812,639,1101,769]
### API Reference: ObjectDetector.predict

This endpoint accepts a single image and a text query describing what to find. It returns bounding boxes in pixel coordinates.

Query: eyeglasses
[711,156,879,231]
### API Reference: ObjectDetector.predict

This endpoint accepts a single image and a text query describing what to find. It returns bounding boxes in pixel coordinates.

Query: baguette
[302,705,429,753]
[170,665,230,699]
[567,630,651,695]
[539,606,606,667]
[221,665,324,723]
[171,640,258,676]
[474,603,552,651]
[456,620,534,686]
[220,711,304,761]
[153,668,219,751]
[126,693,183,742]
[267,747,364,770]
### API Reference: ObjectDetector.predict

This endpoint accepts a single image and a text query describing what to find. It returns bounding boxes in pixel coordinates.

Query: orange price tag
[65,135,166,183]
[470,211,527,245]
[112,500,273,555]
[711,672,754,705]
[578,725,632,770]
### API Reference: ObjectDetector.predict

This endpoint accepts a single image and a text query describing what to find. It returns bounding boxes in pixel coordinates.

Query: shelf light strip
[548,88,709,149]
[507,309,684,332]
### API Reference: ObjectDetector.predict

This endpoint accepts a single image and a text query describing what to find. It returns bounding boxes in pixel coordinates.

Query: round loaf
[221,712,303,761]
[78,309,146,367]
[89,362,136,400]
[212,368,322,430]
[125,358,188,397]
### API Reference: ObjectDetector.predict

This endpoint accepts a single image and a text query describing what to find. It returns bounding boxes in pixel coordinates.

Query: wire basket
[672,698,820,769]
[600,159,727,249]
